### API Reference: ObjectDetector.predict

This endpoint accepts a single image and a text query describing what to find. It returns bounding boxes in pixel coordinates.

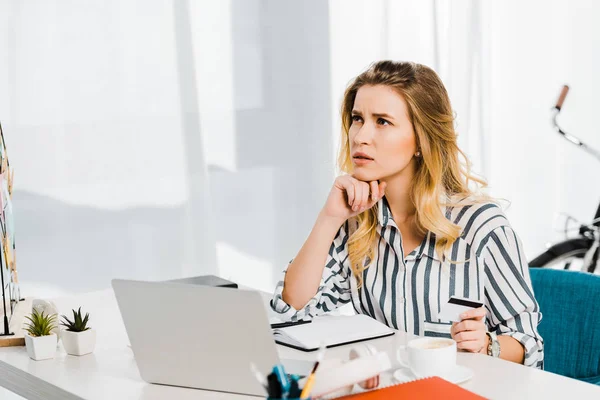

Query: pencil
[300,343,326,399]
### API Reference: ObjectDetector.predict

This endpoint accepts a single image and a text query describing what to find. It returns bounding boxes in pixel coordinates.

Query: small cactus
[60,307,91,332]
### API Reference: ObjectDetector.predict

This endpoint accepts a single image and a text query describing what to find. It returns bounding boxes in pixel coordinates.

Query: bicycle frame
[553,85,600,230]
[552,86,600,163]
[548,86,600,272]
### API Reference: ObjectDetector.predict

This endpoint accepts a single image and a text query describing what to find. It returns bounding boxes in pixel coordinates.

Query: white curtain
[0,0,598,299]
[329,0,600,259]
[0,0,334,296]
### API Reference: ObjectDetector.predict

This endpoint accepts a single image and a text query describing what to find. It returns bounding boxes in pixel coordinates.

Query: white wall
[487,0,600,257]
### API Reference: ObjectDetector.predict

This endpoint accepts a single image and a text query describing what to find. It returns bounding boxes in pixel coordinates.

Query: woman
[271,61,543,382]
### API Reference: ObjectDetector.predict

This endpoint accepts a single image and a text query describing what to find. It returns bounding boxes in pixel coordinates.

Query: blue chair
[529,268,600,385]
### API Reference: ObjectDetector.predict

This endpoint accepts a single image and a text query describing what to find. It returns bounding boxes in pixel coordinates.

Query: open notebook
[272,314,395,352]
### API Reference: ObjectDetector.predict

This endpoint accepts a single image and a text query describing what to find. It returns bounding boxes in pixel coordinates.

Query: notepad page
[274,314,394,349]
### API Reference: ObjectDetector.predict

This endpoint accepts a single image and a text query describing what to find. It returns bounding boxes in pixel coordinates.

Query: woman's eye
[377,118,390,126]
[351,115,363,123]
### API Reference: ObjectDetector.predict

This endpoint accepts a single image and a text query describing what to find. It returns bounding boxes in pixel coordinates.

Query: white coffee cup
[396,337,457,378]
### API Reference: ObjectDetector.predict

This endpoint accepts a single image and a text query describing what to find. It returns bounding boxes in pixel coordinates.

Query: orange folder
[335,376,486,399]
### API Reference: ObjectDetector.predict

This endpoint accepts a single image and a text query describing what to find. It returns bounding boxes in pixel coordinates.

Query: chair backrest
[529,268,600,385]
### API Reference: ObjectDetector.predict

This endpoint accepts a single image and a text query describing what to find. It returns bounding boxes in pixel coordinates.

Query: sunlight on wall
[189,0,237,172]
[217,242,273,293]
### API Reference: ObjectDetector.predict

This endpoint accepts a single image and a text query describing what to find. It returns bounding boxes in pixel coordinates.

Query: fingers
[379,181,387,197]
[361,182,371,209]
[369,180,379,203]
[453,330,480,343]
[351,180,371,212]
[341,178,355,208]
[456,339,484,352]
[460,307,486,321]
[341,176,387,213]
[350,180,361,211]
[451,311,487,354]
[453,319,485,333]
[366,180,387,207]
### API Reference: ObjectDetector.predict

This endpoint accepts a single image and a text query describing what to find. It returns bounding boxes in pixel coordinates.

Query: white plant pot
[24,333,57,361]
[61,329,96,356]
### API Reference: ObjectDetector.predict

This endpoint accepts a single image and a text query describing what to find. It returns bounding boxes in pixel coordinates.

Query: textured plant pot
[61,329,96,356]
[24,333,57,361]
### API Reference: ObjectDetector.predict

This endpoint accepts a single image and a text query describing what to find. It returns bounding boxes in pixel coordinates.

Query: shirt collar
[376,196,392,227]
[412,231,443,262]
[377,197,443,262]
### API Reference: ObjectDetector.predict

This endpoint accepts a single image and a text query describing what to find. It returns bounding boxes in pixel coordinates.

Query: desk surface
[0,289,598,400]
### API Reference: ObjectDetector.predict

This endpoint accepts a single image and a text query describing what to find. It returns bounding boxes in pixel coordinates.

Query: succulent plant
[60,307,91,332]
[24,309,57,337]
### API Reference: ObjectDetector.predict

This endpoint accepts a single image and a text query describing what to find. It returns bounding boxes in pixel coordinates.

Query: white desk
[0,289,598,400]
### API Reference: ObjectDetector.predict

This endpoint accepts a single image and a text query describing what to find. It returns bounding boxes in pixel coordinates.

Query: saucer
[393,365,473,385]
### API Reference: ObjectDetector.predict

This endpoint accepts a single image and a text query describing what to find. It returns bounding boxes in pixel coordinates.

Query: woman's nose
[353,124,374,145]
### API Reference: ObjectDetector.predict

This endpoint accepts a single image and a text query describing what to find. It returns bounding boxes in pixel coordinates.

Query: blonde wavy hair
[338,61,489,288]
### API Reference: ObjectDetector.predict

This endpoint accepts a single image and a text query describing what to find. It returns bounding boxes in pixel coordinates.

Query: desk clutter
[255,341,483,400]
[254,343,392,399]
[253,343,326,399]
[253,363,309,399]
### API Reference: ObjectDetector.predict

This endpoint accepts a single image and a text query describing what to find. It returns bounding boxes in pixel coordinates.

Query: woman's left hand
[450,307,489,354]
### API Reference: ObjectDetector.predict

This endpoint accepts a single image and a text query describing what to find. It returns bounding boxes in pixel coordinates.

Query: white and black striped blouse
[271,197,544,368]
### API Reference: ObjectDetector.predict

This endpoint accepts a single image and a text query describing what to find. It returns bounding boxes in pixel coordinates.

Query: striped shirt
[271,197,544,368]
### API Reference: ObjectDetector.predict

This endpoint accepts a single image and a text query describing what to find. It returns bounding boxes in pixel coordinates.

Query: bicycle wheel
[529,237,593,269]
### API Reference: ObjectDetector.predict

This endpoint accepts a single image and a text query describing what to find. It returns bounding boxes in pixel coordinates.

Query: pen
[270,319,312,329]
[299,343,326,399]
[272,364,290,394]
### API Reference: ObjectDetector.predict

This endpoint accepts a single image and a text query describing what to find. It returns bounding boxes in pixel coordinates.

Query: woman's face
[348,84,418,182]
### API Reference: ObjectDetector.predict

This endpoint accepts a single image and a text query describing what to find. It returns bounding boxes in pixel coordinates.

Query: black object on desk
[267,372,282,398]
[166,275,238,288]
[288,379,301,398]
[270,319,312,329]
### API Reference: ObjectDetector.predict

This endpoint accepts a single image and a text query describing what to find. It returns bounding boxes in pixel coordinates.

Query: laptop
[165,274,238,288]
[111,279,311,397]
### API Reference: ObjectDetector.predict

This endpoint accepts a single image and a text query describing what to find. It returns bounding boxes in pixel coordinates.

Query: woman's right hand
[321,175,386,221]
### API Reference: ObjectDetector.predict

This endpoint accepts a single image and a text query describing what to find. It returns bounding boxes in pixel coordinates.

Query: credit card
[438,296,484,322]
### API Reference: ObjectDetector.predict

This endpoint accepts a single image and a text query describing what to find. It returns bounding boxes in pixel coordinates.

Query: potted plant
[60,307,96,356]
[23,309,58,361]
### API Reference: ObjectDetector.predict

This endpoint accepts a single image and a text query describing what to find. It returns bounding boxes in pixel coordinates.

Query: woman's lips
[353,156,374,166]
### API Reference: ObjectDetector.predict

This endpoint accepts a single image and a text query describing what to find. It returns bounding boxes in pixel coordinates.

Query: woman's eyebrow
[371,112,395,121]
[351,110,396,121]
